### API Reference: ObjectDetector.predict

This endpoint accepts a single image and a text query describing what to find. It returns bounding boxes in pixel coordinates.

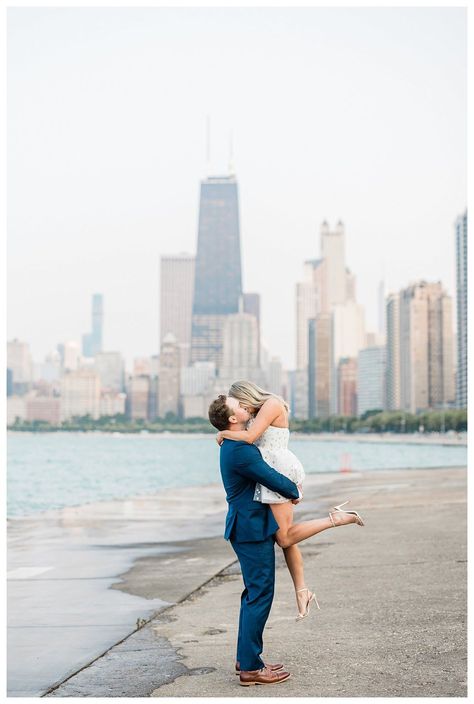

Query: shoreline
[7,464,468,523]
[7,428,467,445]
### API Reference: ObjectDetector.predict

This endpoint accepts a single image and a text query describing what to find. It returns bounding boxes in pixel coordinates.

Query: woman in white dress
[216,380,364,620]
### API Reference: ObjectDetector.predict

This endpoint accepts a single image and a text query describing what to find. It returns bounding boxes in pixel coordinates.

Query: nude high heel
[295,588,320,621]
[329,499,365,527]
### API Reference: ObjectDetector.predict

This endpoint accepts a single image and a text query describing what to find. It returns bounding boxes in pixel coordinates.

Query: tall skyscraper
[455,210,467,408]
[357,346,386,416]
[399,281,454,413]
[308,313,332,419]
[82,294,103,358]
[337,357,358,417]
[289,369,309,419]
[320,220,349,307]
[191,175,242,369]
[158,333,181,418]
[296,219,360,419]
[296,259,327,370]
[386,293,401,410]
[160,254,195,366]
[331,301,365,414]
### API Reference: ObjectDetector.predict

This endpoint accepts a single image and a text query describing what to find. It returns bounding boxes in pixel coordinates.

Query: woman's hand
[292,483,303,504]
[216,432,225,446]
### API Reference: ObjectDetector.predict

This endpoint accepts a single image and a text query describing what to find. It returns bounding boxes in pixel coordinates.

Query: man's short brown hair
[208,394,232,431]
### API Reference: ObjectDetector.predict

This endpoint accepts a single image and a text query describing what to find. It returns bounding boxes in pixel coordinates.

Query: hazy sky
[7,6,466,370]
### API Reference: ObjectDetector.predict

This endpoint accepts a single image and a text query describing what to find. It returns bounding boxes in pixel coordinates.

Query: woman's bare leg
[270,503,311,615]
[271,501,359,550]
[274,511,358,549]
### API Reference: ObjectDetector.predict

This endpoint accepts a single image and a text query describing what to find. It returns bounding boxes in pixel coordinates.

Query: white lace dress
[250,419,306,504]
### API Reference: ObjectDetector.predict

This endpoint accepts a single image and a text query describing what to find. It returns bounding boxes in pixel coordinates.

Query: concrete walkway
[46,466,466,697]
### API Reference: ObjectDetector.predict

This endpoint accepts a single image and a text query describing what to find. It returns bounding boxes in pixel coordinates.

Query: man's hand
[216,432,225,446]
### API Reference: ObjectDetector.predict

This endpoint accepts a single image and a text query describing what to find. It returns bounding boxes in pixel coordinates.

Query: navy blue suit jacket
[220,439,299,543]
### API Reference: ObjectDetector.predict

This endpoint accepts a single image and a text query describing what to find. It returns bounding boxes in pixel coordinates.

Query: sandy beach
[8,464,465,697]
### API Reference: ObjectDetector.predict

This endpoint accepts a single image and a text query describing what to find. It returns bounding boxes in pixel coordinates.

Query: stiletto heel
[295,587,320,621]
[329,499,365,527]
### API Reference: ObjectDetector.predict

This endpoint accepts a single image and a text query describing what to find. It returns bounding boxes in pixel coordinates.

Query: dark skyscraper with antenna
[191,174,242,368]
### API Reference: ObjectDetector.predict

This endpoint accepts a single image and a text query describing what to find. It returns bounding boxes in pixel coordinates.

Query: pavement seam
[40,556,239,697]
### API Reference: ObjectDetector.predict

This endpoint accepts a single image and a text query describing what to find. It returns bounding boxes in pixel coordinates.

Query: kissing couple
[208,380,364,687]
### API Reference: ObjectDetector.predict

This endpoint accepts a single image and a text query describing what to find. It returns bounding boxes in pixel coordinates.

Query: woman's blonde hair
[228,380,289,412]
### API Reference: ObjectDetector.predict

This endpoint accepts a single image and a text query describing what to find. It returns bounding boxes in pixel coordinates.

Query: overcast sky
[7,6,466,370]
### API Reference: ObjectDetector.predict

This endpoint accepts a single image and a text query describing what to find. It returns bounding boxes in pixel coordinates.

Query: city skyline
[8,206,464,376]
[7,7,466,369]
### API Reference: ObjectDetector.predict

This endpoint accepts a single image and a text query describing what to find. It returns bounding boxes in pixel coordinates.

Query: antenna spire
[206,115,211,175]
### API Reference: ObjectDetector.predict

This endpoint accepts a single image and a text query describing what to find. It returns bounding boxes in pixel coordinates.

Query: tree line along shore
[7,409,467,434]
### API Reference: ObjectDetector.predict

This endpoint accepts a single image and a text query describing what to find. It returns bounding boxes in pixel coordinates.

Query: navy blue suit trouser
[231,536,276,671]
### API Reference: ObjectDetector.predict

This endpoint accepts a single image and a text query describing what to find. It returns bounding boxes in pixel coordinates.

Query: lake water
[7,432,467,517]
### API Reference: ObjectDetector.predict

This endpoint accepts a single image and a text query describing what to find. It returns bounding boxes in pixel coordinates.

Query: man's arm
[232,443,299,500]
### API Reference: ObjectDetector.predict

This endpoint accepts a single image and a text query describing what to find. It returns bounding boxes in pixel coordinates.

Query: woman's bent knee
[275,532,291,549]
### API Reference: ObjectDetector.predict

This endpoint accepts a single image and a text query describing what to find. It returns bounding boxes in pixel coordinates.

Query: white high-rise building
[332,301,366,362]
[265,357,283,397]
[7,339,33,385]
[160,254,195,367]
[60,369,101,420]
[180,362,216,396]
[295,259,327,370]
[59,341,80,372]
[295,219,361,419]
[399,281,454,413]
[320,220,347,307]
[221,312,259,380]
[40,349,62,383]
[95,352,124,392]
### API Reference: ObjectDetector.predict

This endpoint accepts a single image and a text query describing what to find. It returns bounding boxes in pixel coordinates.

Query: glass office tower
[191,175,242,368]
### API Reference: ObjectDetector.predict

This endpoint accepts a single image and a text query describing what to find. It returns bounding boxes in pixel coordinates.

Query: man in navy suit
[208,394,301,686]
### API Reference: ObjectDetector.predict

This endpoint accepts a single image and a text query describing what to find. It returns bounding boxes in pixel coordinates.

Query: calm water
[7,432,467,517]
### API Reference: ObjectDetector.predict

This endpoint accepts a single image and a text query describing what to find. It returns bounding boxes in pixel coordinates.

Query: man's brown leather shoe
[235,660,283,675]
[239,666,291,686]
